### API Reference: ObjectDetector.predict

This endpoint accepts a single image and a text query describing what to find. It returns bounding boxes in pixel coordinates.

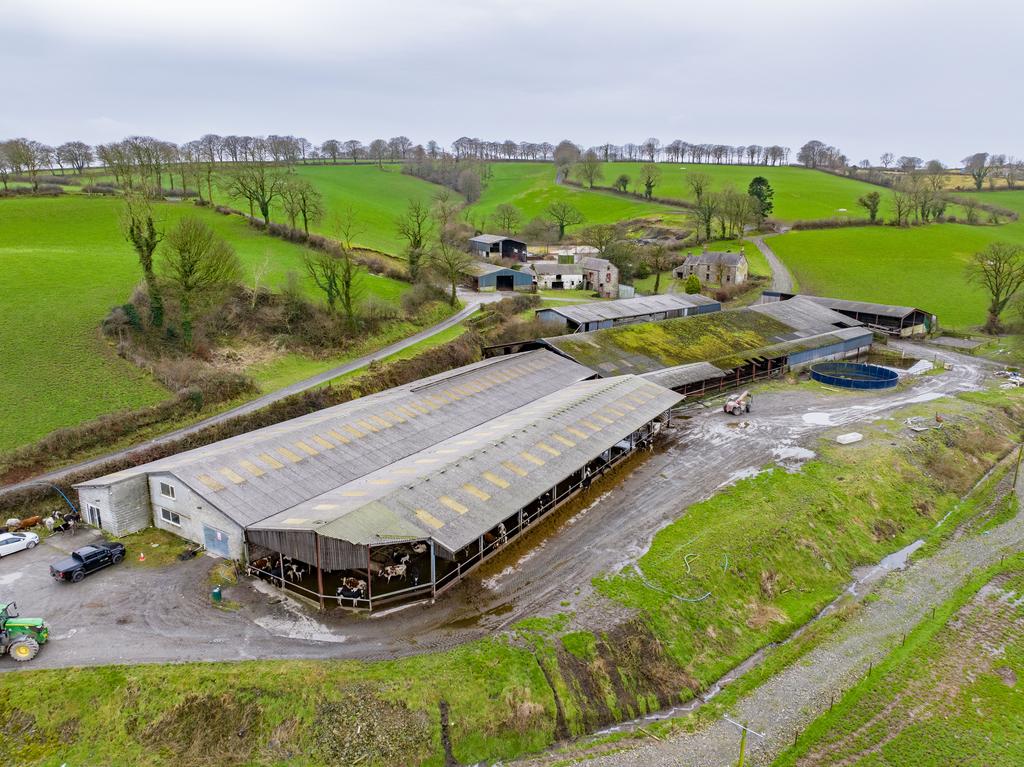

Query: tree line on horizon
[1,133,1019,194]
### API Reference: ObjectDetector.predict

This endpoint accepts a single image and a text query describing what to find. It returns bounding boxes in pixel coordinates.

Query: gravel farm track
[0,342,992,674]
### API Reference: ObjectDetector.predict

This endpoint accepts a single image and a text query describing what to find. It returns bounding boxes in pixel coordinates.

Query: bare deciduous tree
[159,216,242,346]
[574,150,604,188]
[578,223,621,256]
[686,172,713,202]
[553,140,580,180]
[890,186,915,226]
[642,245,674,293]
[369,139,389,169]
[428,239,473,307]
[546,201,585,240]
[489,203,521,234]
[965,242,1024,333]
[226,162,289,224]
[280,177,325,233]
[396,198,433,279]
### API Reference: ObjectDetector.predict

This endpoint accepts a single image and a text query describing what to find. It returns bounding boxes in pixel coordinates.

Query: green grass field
[594,162,894,222]
[0,195,409,451]
[270,164,463,254]
[468,162,685,235]
[767,219,1024,330]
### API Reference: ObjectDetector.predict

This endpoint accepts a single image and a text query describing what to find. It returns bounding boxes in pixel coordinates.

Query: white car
[0,531,39,557]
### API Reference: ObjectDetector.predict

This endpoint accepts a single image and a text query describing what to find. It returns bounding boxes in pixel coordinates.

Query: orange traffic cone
[138,551,145,562]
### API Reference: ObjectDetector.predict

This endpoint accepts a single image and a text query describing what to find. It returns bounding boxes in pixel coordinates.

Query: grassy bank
[2,387,1021,766]
[773,554,1024,767]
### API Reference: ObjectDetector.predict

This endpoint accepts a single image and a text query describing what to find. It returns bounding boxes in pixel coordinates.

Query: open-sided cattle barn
[248,375,680,608]
[762,291,936,337]
[76,350,681,610]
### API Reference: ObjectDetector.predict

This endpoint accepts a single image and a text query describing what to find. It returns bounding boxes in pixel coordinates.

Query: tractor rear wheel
[8,637,39,662]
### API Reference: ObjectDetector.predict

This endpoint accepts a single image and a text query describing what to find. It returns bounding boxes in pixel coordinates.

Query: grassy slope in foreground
[774,558,1024,767]
[467,162,685,234]
[2,389,1020,767]
[599,162,893,222]
[766,222,1023,330]
[0,195,409,452]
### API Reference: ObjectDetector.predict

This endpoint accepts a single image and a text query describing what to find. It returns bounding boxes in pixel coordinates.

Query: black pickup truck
[49,542,126,583]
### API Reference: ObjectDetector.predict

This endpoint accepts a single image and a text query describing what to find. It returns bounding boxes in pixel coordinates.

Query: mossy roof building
[499,297,873,395]
[75,350,681,609]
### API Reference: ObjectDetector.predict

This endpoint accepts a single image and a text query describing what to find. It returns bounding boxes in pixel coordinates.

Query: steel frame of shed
[243,416,668,612]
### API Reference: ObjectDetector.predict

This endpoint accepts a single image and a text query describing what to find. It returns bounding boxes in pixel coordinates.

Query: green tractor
[0,602,49,662]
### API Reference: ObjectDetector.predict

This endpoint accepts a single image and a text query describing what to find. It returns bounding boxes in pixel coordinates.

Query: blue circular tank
[810,361,899,390]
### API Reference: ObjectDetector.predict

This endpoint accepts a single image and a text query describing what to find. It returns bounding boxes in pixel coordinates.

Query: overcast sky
[4,0,1022,165]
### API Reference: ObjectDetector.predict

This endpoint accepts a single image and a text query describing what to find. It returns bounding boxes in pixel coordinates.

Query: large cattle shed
[539,298,873,394]
[763,292,936,337]
[248,375,681,609]
[75,350,594,564]
[536,293,721,333]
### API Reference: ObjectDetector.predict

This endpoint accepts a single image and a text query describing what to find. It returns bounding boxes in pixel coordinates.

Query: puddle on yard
[725,421,751,429]
[803,412,834,426]
[442,602,514,630]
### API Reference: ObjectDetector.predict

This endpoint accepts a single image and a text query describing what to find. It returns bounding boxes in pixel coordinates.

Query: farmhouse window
[159,481,176,499]
[160,508,182,527]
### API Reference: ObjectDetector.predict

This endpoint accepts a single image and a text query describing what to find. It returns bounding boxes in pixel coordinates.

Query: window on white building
[159,481,175,499]
[159,507,181,526]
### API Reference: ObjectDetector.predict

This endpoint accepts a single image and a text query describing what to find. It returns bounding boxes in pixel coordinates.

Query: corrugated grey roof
[681,251,746,268]
[532,263,584,275]
[748,297,863,332]
[253,376,681,552]
[640,362,726,388]
[467,261,508,276]
[541,293,719,325]
[75,351,594,529]
[784,294,924,319]
[470,234,509,245]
